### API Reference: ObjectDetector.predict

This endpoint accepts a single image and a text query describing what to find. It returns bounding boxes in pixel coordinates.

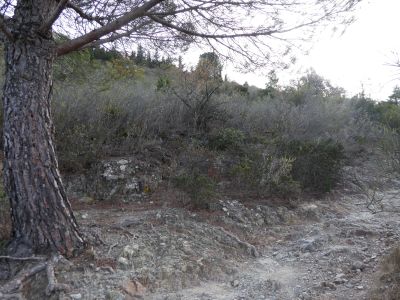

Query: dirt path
[6,189,397,299]
[148,192,400,300]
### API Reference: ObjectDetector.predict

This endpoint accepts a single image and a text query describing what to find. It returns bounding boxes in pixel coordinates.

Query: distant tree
[135,44,146,65]
[0,0,361,257]
[285,70,345,105]
[153,49,160,67]
[172,70,224,132]
[196,52,223,81]
[235,82,249,95]
[90,46,121,61]
[178,55,184,70]
[164,56,173,66]
[146,51,152,66]
[389,86,400,105]
[263,70,280,98]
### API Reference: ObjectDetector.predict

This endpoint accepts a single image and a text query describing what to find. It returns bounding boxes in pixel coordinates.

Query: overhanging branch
[57,0,165,56]
[40,0,69,33]
[148,15,277,39]
[80,21,152,49]
[66,2,105,26]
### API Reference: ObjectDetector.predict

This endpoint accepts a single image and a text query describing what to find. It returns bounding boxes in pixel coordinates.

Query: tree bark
[2,2,85,257]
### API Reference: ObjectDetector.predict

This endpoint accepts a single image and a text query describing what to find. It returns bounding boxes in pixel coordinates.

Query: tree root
[0,293,24,299]
[45,255,72,296]
[217,227,259,258]
[0,254,72,298]
[0,255,46,261]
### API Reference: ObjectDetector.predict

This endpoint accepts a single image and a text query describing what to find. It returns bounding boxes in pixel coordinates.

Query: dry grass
[370,246,400,300]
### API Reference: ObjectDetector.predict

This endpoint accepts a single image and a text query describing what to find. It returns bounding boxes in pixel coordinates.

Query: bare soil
[1,187,400,300]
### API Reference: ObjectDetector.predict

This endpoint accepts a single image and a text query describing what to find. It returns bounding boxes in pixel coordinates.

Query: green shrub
[356,98,400,131]
[56,123,102,172]
[230,150,300,196]
[281,139,345,193]
[173,171,217,209]
[109,58,141,80]
[375,102,400,130]
[53,48,94,82]
[156,76,171,92]
[208,128,245,151]
[54,91,142,172]
[230,157,252,177]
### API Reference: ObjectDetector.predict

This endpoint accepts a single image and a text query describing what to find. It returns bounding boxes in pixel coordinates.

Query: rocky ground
[29,187,399,300]
[1,156,400,300]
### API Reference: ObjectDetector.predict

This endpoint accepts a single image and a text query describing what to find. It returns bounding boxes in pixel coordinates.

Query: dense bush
[50,62,378,201]
[173,171,217,209]
[230,146,300,197]
[0,53,385,200]
[53,77,187,172]
[371,102,400,131]
[354,95,400,131]
[280,139,345,193]
[228,138,345,195]
[225,88,381,159]
[208,127,245,151]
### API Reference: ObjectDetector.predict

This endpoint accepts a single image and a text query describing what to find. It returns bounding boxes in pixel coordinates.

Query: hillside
[1,49,400,299]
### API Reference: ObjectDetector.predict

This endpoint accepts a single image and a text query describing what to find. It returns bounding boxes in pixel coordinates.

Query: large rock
[120,280,146,298]
[64,157,162,201]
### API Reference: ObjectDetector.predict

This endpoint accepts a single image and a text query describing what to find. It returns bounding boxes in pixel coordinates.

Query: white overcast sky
[196,0,400,101]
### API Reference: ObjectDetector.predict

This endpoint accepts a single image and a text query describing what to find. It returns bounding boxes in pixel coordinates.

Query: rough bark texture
[2,1,85,257]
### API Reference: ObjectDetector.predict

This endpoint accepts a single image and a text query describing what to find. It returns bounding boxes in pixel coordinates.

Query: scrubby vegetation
[1,45,400,300]
[371,246,400,300]
[0,46,400,211]
[173,172,217,209]
[281,139,345,193]
[48,50,398,204]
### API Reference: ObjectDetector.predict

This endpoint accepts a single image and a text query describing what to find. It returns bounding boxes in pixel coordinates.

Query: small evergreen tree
[153,49,160,67]
[135,44,145,65]
[263,70,279,98]
[146,51,152,67]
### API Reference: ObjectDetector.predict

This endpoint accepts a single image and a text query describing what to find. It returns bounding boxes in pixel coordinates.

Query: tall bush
[281,139,345,193]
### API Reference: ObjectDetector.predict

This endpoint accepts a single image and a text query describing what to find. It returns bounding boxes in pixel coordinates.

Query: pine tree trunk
[2,7,85,257]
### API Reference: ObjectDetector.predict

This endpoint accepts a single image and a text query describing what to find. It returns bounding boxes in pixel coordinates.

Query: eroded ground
[33,188,399,300]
